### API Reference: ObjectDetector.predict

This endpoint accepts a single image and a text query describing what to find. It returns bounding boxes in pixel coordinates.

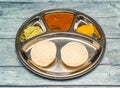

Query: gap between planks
[0,38,120,39]
[0,63,120,67]
[0,85,120,87]
[0,0,120,3]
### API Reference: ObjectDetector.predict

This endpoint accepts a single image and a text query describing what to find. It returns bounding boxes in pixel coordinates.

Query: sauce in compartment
[19,26,44,42]
[44,13,74,32]
[75,24,101,39]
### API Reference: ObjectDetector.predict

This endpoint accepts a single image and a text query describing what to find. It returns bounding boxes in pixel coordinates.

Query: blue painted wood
[0,65,120,86]
[0,2,119,18]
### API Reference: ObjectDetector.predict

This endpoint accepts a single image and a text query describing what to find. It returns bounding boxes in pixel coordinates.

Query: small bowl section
[19,17,46,42]
[43,12,74,32]
[74,15,102,40]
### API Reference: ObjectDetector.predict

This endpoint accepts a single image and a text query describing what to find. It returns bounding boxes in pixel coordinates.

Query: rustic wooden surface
[0,0,120,87]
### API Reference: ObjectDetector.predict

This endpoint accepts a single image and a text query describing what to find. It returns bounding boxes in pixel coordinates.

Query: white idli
[31,40,57,67]
[61,42,88,67]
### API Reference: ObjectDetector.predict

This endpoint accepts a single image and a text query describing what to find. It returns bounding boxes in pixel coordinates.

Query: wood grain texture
[0,2,120,18]
[0,65,120,86]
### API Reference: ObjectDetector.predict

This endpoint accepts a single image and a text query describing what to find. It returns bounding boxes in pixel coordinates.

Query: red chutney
[44,13,74,32]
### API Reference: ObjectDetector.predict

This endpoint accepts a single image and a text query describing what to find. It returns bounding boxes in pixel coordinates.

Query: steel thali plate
[15,9,106,79]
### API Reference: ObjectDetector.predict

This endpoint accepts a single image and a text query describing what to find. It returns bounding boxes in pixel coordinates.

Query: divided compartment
[74,15,102,40]
[43,12,75,32]
[21,32,102,78]
[19,17,47,43]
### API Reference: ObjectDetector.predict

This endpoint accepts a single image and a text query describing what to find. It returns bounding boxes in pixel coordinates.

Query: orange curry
[44,13,74,32]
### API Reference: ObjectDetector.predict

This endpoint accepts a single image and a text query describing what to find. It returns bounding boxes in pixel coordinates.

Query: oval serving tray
[15,9,106,79]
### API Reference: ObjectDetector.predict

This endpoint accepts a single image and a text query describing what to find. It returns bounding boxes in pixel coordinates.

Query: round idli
[61,42,88,67]
[31,40,57,67]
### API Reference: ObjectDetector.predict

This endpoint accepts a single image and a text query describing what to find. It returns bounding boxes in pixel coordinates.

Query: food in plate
[31,40,57,67]
[61,42,88,67]
[44,13,74,32]
[75,24,101,39]
[19,26,44,42]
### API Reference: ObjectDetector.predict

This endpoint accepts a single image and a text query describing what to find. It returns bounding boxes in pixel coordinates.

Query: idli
[31,40,57,67]
[61,42,88,67]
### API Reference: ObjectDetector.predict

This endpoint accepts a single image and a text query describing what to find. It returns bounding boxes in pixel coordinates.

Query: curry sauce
[44,13,74,32]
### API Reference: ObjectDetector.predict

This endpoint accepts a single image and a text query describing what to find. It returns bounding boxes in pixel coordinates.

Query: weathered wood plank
[0,2,120,18]
[0,85,120,88]
[0,16,120,38]
[0,39,120,66]
[0,2,120,38]
[0,65,120,85]
[0,18,25,38]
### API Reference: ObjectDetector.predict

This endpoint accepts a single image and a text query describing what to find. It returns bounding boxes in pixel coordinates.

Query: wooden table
[0,0,120,87]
